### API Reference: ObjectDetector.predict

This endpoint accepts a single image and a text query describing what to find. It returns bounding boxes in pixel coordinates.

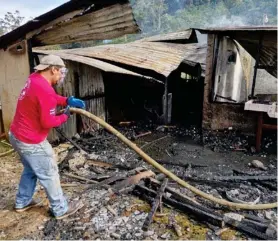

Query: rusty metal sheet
[62,42,204,77]
[182,44,207,76]
[33,50,160,82]
[197,26,277,78]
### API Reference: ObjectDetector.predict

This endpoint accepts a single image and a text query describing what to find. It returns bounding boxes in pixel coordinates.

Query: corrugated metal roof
[137,29,197,44]
[197,26,277,78]
[182,44,207,76]
[0,0,139,49]
[33,49,162,83]
[60,42,204,77]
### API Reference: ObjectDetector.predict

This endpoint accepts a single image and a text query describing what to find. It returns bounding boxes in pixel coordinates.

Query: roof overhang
[197,26,277,78]
[0,0,140,49]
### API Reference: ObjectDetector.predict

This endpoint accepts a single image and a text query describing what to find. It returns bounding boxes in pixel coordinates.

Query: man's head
[34,55,68,86]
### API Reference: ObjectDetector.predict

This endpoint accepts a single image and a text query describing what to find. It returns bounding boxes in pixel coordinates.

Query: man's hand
[63,106,71,117]
[67,96,86,109]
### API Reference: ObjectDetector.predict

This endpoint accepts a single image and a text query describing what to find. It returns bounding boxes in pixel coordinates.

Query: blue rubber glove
[63,106,71,117]
[67,96,86,109]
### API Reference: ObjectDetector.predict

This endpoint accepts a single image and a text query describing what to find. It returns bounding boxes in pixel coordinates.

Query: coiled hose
[70,107,277,210]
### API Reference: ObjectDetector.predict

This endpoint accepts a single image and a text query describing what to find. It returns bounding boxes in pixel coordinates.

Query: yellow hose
[70,107,277,210]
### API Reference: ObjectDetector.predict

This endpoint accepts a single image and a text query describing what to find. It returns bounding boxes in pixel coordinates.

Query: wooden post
[27,40,34,73]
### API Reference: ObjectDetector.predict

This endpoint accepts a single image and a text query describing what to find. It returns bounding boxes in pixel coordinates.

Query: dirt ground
[0,127,277,240]
[0,144,49,239]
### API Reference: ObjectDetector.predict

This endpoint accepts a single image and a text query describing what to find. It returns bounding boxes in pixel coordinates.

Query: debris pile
[202,129,277,154]
[32,124,277,240]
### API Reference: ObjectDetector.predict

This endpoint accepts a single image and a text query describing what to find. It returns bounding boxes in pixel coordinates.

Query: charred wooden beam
[233,169,265,176]
[241,219,269,233]
[255,180,277,191]
[142,178,168,231]
[183,175,277,182]
[176,176,240,189]
[86,159,134,171]
[112,170,155,193]
[136,184,273,240]
[213,175,277,182]
[97,173,127,185]
[135,184,224,228]
[63,172,98,184]
[243,213,270,224]
[87,173,112,181]
[133,131,152,140]
[224,216,272,240]
[148,178,200,205]
[86,168,147,191]
[156,160,207,169]
[89,166,105,174]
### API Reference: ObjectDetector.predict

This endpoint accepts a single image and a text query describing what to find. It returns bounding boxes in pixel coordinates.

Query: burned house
[33,29,207,141]
[198,26,277,151]
[0,0,140,136]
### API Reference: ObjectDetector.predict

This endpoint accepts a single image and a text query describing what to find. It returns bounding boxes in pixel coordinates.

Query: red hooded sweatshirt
[10,73,69,144]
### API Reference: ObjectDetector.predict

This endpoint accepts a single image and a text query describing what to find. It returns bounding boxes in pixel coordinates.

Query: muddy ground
[0,124,277,240]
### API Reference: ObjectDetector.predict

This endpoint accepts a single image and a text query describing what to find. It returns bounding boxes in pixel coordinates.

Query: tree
[0,10,24,35]
[133,0,168,35]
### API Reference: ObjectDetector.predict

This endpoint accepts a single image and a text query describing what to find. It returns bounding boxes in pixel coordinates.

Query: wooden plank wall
[47,61,105,141]
[48,60,77,142]
[77,63,105,133]
[0,40,30,136]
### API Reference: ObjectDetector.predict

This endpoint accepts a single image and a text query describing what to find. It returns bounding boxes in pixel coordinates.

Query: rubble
[6,123,276,240]
[226,185,261,204]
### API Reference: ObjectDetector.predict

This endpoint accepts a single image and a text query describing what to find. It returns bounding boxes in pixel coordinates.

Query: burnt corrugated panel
[137,29,197,44]
[182,44,207,76]
[64,42,201,77]
[34,3,139,46]
[33,50,157,81]
[197,27,277,78]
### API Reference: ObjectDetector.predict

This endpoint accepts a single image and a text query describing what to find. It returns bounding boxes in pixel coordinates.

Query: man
[9,55,85,219]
